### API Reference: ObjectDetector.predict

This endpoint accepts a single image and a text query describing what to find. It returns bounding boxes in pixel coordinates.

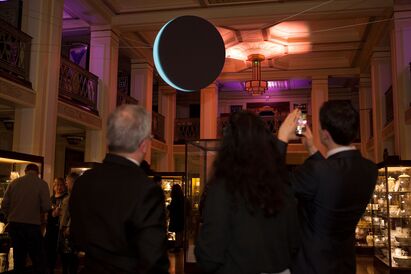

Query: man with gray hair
[70,104,169,274]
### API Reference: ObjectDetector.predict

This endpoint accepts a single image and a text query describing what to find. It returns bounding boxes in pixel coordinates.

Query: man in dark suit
[278,100,377,274]
[70,105,169,274]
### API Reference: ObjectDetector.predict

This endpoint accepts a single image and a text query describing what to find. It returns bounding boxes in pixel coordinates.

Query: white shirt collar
[125,157,140,166]
[326,146,356,158]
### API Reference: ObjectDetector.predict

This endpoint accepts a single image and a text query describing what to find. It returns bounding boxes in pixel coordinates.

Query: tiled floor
[169,254,376,274]
[356,256,375,274]
[52,253,376,274]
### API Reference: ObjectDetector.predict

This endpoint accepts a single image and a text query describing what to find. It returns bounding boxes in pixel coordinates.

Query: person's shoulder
[38,178,49,189]
[360,156,378,172]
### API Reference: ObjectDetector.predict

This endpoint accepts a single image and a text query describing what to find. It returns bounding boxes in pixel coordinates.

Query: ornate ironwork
[0,18,31,87]
[59,57,98,114]
[175,118,200,144]
[152,111,165,142]
[217,115,282,138]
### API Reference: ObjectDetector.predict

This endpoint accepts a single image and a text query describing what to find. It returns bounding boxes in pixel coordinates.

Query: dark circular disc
[153,16,226,92]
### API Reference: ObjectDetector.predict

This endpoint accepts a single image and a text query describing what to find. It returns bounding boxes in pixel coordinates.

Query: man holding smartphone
[278,100,377,274]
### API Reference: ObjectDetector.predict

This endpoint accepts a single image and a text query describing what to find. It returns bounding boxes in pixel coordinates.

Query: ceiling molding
[64,0,113,26]
[111,0,392,31]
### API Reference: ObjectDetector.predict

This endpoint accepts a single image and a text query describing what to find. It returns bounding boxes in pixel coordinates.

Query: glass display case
[355,200,375,254]
[148,172,185,243]
[184,140,219,273]
[372,160,411,272]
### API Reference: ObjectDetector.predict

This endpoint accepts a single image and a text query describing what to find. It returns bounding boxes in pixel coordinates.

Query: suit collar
[326,146,356,158]
[327,149,362,159]
[103,153,139,168]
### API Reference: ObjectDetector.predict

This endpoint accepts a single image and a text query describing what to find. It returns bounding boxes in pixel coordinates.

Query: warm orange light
[223,21,311,62]
[226,41,284,60]
[269,21,310,39]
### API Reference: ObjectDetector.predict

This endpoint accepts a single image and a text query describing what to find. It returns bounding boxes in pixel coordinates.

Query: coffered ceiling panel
[63,0,393,76]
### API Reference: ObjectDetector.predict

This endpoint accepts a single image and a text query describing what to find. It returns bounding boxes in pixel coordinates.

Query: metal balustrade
[59,57,99,114]
[152,112,165,142]
[0,18,32,87]
[174,118,200,144]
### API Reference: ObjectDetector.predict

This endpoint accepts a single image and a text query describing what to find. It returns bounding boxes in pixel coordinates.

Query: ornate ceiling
[63,0,393,79]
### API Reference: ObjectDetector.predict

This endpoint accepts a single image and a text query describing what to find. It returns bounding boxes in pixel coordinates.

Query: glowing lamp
[244,54,268,96]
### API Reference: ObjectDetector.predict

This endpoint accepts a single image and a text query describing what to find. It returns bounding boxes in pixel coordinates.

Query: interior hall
[0,0,410,273]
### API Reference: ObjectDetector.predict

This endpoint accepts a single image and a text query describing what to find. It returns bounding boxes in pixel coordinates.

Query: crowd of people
[0,101,377,274]
[0,164,81,274]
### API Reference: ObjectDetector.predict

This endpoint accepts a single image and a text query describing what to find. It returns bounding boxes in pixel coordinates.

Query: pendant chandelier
[244,54,268,96]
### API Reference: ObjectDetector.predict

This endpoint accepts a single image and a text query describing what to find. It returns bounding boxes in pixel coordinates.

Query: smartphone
[295,110,307,137]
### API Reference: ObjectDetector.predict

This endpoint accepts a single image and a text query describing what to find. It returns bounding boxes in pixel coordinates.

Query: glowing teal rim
[153,19,194,92]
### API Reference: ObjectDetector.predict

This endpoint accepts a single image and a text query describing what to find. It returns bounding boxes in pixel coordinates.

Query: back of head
[171,184,183,199]
[211,111,286,216]
[25,163,39,175]
[107,104,151,153]
[320,100,359,146]
[66,172,80,183]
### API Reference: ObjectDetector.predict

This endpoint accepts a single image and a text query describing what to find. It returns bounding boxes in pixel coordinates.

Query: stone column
[199,83,218,189]
[359,75,372,159]
[391,5,411,159]
[200,83,218,139]
[158,84,176,171]
[85,27,119,162]
[370,51,391,162]
[130,61,154,163]
[311,77,328,156]
[13,0,64,184]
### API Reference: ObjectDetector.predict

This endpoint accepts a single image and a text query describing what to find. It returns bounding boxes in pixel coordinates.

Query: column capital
[201,81,218,91]
[360,75,371,88]
[131,62,153,71]
[159,84,176,95]
[371,50,390,60]
[311,77,328,86]
[90,27,120,41]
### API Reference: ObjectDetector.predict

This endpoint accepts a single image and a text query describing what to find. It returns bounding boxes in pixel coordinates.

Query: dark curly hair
[208,111,287,216]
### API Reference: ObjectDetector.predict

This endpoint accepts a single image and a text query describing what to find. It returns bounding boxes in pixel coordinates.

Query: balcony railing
[0,18,32,88]
[152,112,165,142]
[217,115,282,138]
[59,57,99,114]
[175,118,200,144]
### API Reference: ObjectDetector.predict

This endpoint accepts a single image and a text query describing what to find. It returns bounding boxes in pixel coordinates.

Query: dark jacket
[195,181,300,274]
[278,141,377,274]
[70,154,169,274]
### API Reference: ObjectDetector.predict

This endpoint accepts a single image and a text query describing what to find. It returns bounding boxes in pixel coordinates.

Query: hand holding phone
[295,108,307,137]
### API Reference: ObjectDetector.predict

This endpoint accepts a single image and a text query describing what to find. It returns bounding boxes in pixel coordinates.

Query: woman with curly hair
[195,111,300,274]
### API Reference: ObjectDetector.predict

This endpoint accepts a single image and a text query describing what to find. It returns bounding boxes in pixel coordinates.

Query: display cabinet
[372,160,411,272]
[148,172,185,243]
[355,201,375,255]
[184,140,219,273]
